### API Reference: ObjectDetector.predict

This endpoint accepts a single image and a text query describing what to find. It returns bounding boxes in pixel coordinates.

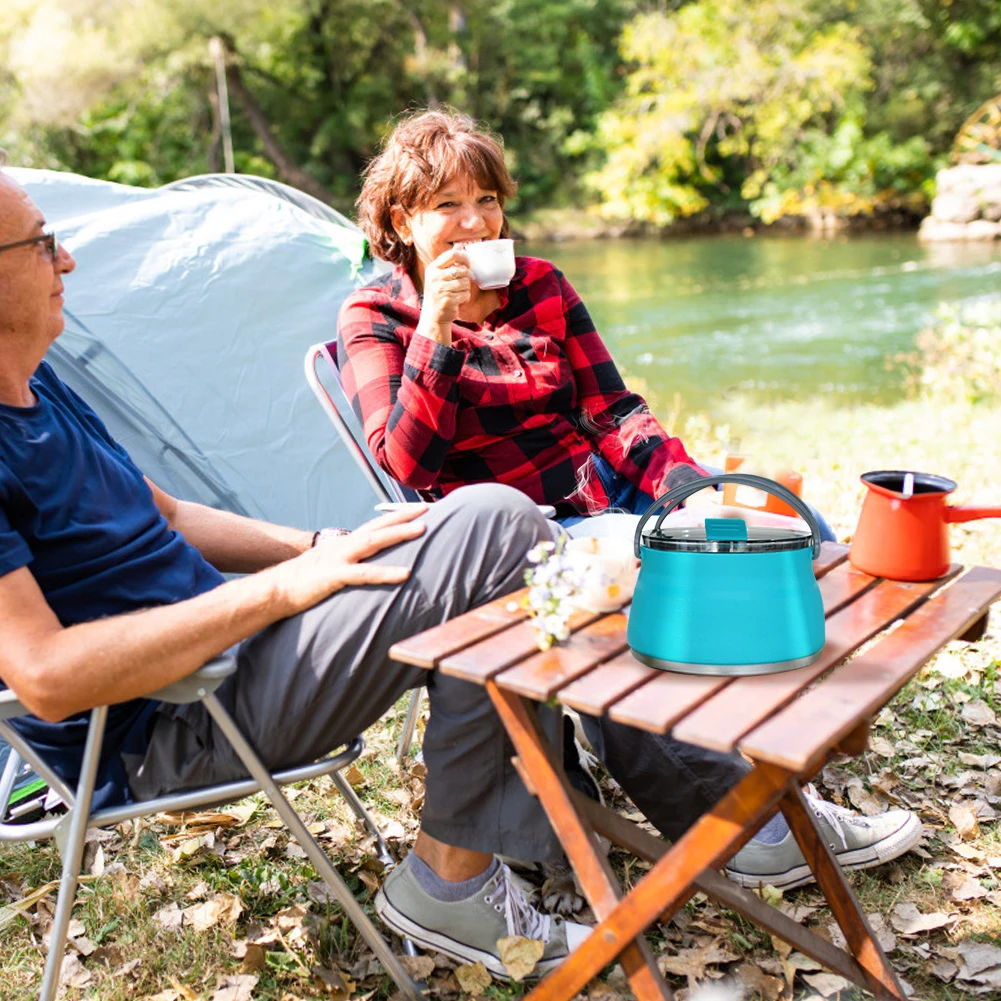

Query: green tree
[586,0,873,224]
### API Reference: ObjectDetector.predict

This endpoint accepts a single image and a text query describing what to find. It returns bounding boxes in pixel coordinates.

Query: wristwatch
[311,527,350,547]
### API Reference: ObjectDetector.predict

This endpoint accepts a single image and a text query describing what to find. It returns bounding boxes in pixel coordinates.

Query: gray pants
[127,484,747,860]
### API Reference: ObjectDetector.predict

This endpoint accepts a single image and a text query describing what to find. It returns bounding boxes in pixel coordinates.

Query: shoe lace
[496,864,551,942]
[807,791,868,850]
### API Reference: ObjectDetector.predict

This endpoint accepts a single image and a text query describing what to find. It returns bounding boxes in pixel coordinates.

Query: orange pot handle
[945,505,1001,524]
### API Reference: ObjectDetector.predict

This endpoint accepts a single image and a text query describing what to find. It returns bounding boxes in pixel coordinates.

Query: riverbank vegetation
[1,1,999,230]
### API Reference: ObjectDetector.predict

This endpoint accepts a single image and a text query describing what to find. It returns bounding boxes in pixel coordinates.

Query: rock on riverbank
[920,165,1001,242]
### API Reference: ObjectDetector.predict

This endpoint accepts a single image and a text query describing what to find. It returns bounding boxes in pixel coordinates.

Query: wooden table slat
[439,607,604,683]
[389,587,529,669]
[669,568,960,751]
[814,541,850,578]
[817,560,879,615]
[494,611,631,700]
[600,558,875,734]
[558,654,658,716]
[740,566,1001,771]
[609,672,731,732]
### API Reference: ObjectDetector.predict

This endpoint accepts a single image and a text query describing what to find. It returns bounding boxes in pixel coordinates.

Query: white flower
[521,540,579,651]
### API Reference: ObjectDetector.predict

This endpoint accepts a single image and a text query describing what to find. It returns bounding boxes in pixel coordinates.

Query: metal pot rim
[641,525,813,554]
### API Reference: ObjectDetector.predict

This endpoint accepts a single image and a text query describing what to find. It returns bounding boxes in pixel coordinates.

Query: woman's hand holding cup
[416,248,472,345]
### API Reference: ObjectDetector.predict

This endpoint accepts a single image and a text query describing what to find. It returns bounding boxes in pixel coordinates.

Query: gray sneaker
[375,859,591,980]
[726,795,922,890]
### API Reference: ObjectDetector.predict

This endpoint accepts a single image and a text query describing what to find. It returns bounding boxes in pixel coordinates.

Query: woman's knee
[435,484,551,544]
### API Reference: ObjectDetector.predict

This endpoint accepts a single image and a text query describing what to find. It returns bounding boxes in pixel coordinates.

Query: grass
[2,393,1000,999]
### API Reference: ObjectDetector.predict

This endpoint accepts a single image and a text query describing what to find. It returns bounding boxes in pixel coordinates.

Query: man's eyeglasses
[0,230,59,260]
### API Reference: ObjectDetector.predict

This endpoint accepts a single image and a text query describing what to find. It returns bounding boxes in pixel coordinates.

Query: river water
[524,234,1001,415]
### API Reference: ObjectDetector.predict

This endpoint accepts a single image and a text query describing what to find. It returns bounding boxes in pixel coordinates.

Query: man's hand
[270,505,428,613]
[415,248,472,345]
[0,503,431,722]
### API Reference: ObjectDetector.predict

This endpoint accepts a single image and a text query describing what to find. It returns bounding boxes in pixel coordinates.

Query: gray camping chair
[0,656,423,1001]
[304,341,425,762]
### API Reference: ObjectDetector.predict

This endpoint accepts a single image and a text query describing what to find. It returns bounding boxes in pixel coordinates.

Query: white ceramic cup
[564,535,640,612]
[463,239,516,290]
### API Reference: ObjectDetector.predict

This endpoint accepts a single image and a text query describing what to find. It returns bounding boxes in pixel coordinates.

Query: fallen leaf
[154,903,184,931]
[869,736,896,757]
[769,935,793,960]
[239,942,268,974]
[71,934,96,956]
[735,962,784,1001]
[803,972,853,996]
[114,957,142,978]
[343,764,367,787]
[58,953,93,989]
[929,958,958,982]
[398,954,435,981]
[274,904,309,944]
[89,943,124,969]
[957,940,1001,979]
[88,844,105,877]
[868,913,897,954]
[183,892,244,932]
[889,902,955,935]
[959,753,1001,769]
[169,978,202,1001]
[778,902,817,924]
[210,973,259,1001]
[455,961,492,994]
[950,877,988,901]
[950,802,981,840]
[311,966,355,1000]
[658,940,740,985]
[847,784,887,816]
[497,935,545,982]
[961,700,997,727]
[172,834,210,861]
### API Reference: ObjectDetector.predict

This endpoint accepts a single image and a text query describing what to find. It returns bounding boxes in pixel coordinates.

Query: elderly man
[0,165,920,979]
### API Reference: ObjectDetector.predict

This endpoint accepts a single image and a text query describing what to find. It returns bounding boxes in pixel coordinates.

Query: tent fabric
[10,168,384,530]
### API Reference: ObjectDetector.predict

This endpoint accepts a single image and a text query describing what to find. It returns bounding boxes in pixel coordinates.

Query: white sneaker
[726,794,922,890]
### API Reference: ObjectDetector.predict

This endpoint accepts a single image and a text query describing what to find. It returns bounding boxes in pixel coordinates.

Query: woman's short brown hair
[356,109,517,270]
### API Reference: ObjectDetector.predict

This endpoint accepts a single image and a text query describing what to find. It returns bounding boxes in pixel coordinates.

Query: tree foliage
[1,0,999,223]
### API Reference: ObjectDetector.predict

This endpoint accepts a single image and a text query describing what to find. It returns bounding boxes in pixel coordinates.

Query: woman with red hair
[338,109,707,531]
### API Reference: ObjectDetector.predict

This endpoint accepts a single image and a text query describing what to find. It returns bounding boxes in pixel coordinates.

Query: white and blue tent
[10,169,386,530]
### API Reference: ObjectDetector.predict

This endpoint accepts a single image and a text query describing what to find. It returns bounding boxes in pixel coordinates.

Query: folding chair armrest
[148,654,238,704]
[0,689,27,722]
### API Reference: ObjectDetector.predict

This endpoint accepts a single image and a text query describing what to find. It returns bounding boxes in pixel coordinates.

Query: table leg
[780,786,905,1000]
[959,612,990,643]
[570,792,871,986]
[515,754,794,1001]
[486,682,672,1001]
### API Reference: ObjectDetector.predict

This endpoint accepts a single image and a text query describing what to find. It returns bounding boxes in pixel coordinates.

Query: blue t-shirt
[0,362,226,808]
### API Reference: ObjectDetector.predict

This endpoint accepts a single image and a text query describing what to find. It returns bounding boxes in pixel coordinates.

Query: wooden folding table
[389,544,1001,1001]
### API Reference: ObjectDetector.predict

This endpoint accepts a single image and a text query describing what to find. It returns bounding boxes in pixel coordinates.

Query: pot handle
[945,505,1001,524]
[633,473,823,560]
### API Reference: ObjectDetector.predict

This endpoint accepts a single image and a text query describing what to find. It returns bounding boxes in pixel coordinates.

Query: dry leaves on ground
[454,961,492,994]
[497,935,546,981]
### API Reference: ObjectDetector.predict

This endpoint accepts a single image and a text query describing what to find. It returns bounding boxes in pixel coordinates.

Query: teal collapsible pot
[627,474,825,676]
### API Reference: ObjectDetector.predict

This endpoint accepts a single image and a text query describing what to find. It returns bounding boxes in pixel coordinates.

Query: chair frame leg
[201,694,424,1001]
[38,707,108,1001]
[395,687,423,763]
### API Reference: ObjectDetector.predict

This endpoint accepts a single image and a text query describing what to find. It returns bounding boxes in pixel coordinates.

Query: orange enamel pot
[849,470,1001,581]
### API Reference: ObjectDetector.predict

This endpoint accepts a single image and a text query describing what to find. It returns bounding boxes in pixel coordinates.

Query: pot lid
[642,517,813,554]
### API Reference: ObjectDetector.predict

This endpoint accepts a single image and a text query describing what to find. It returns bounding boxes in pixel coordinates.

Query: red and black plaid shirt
[336,257,703,514]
